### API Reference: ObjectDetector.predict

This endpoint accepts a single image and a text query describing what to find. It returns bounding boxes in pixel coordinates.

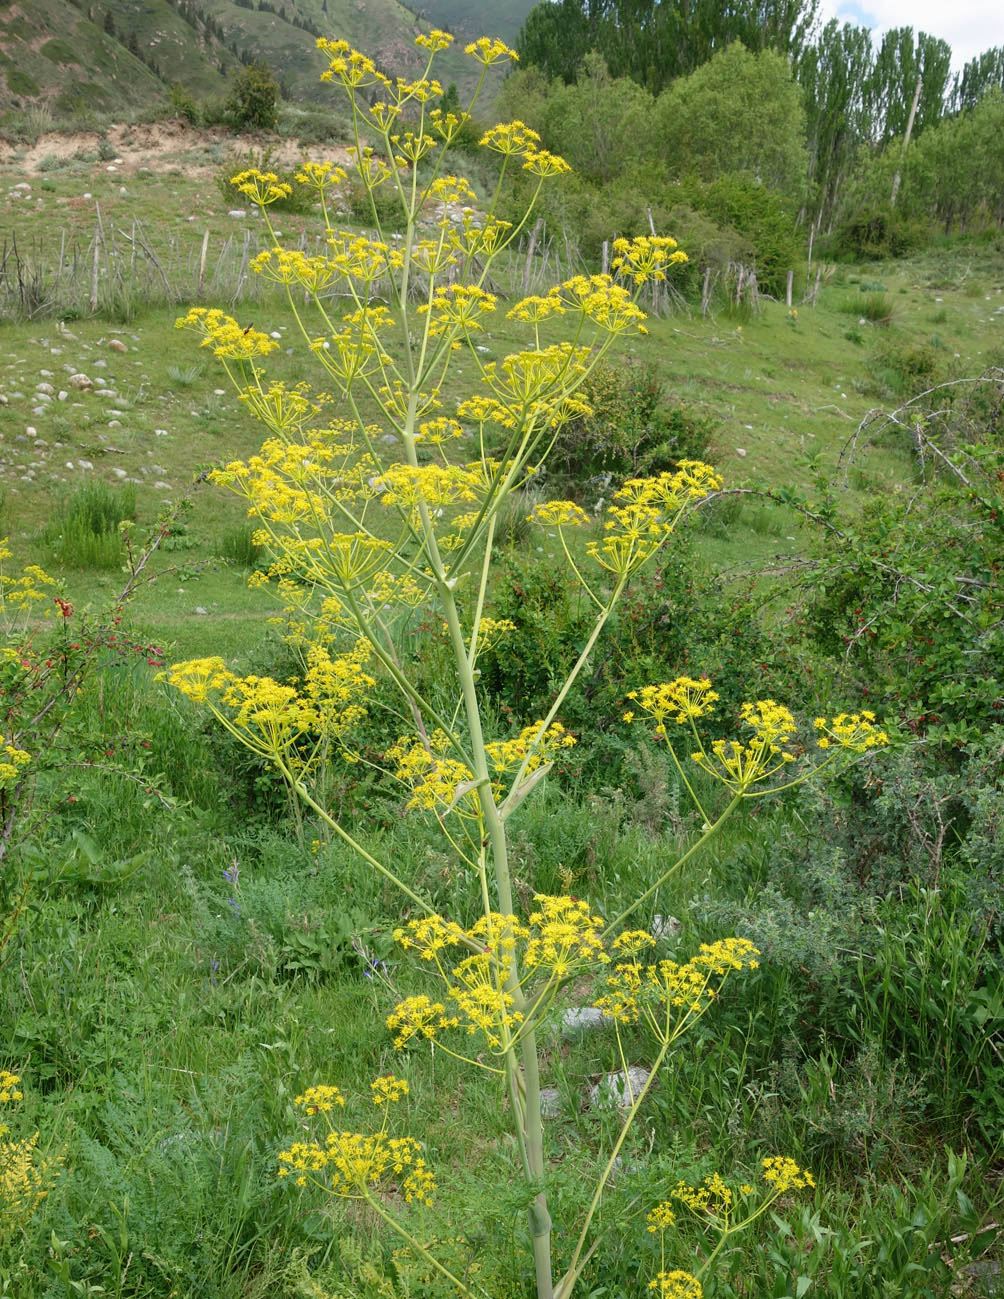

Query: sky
[819,0,1001,70]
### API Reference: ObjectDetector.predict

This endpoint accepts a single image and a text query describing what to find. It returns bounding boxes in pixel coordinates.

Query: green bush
[542,360,717,499]
[831,207,930,261]
[169,82,200,126]
[224,61,279,132]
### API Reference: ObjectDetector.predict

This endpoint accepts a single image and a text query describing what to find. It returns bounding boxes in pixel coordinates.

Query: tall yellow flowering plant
[164,32,887,1297]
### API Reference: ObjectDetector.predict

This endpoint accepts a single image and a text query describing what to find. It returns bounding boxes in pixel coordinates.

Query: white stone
[26,426,36,437]
[36,382,54,395]
[650,914,681,940]
[539,1087,563,1119]
[561,1007,612,1039]
[588,1067,651,1110]
[154,480,170,489]
[108,340,127,353]
[194,606,208,615]
[735,448,747,457]
[112,467,127,479]
[228,209,246,218]
[77,459,93,470]
[107,420,121,428]
[68,374,91,389]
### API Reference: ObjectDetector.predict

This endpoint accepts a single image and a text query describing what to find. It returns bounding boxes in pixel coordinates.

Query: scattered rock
[651,914,681,941]
[194,606,208,615]
[228,209,247,218]
[68,374,92,390]
[77,459,94,470]
[36,382,55,395]
[735,447,747,457]
[539,1088,563,1119]
[108,340,128,353]
[588,1067,651,1110]
[561,1007,612,1039]
[57,391,68,401]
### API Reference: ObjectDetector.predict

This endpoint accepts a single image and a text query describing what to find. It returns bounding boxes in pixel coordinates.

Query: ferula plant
[164,31,888,1298]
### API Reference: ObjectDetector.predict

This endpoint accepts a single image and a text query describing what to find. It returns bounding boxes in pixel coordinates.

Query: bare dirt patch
[0,120,346,177]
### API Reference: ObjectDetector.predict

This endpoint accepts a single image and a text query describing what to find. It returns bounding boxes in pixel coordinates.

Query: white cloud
[819,0,1001,70]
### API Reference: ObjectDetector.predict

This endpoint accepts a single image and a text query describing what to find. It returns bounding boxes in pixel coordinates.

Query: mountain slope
[0,0,512,117]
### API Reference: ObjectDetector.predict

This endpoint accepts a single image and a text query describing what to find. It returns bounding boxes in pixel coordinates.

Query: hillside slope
[0,0,510,118]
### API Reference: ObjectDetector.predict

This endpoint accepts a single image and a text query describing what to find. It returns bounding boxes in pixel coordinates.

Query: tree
[225,60,279,130]
[656,42,808,200]
[951,47,1004,113]
[517,0,819,95]
[537,53,657,184]
[797,20,875,230]
[868,28,951,145]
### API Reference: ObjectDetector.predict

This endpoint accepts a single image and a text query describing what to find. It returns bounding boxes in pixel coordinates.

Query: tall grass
[41,480,137,568]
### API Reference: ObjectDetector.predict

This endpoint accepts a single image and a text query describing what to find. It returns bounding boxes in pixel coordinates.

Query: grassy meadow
[1,130,1004,1299]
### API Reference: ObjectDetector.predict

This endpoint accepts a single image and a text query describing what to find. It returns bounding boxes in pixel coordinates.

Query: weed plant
[40,481,137,569]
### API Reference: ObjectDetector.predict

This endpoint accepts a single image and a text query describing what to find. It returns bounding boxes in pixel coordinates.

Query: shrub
[224,61,279,132]
[541,360,717,499]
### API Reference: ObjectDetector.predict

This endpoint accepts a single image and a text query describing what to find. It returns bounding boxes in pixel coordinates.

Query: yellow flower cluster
[549,274,647,333]
[317,38,391,90]
[280,1076,434,1203]
[623,678,719,729]
[762,1155,815,1193]
[294,159,347,191]
[691,699,797,793]
[587,463,722,576]
[374,463,481,511]
[528,500,590,528]
[648,1272,702,1299]
[0,745,31,788]
[485,721,576,777]
[237,380,317,435]
[1,540,56,635]
[386,995,460,1047]
[671,1170,735,1214]
[0,1072,23,1105]
[229,168,292,205]
[814,712,889,752]
[162,642,373,764]
[386,730,477,817]
[465,37,518,65]
[295,1084,345,1114]
[371,1075,409,1105]
[645,1200,676,1232]
[279,1130,434,1203]
[1,1075,62,1234]
[175,307,278,361]
[415,28,453,51]
[448,953,524,1048]
[595,938,759,1042]
[611,235,689,285]
[507,294,567,324]
[417,284,498,336]
[523,894,607,978]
